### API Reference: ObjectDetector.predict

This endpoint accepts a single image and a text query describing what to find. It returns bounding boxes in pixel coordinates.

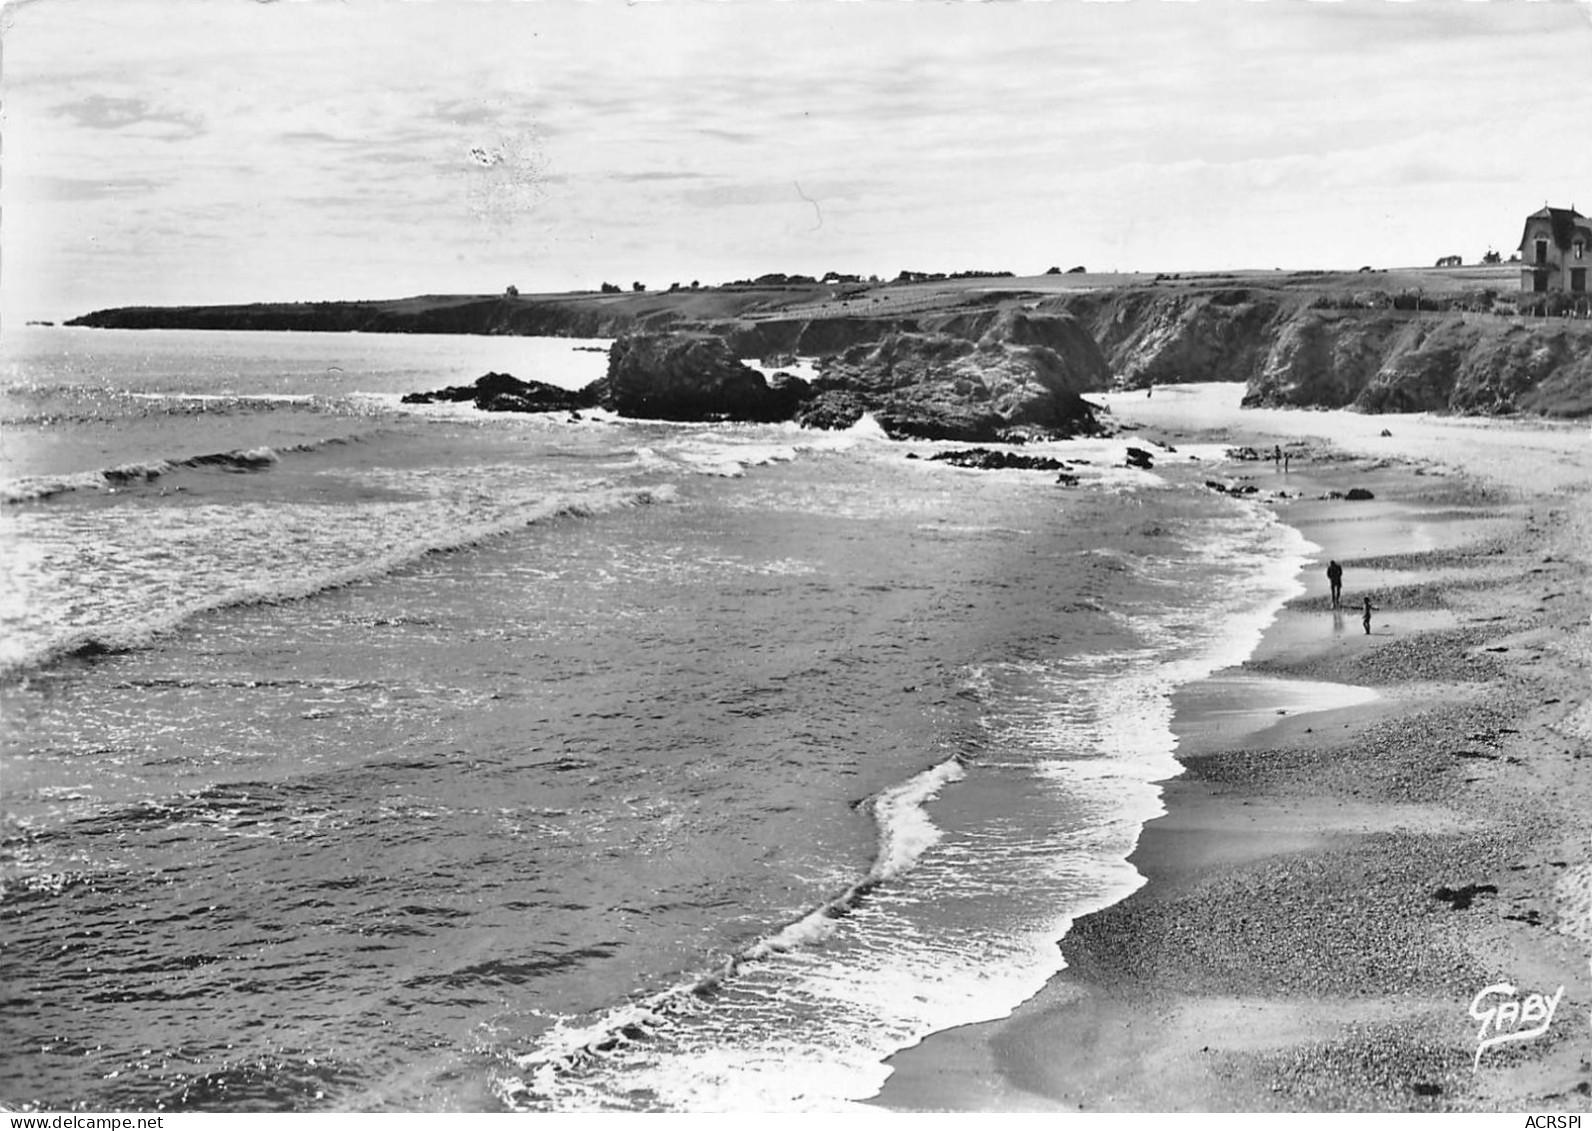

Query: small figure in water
[1326,560,1343,608]
[1284,451,1291,473]
[1361,594,1379,635]
[1273,444,1282,470]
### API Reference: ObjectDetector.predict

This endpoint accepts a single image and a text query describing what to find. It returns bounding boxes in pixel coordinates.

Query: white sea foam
[0,481,678,682]
[0,435,373,504]
[869,758,965,880]
[837,413,890,443]
[494,477,1315,1113]
[502,755,968,1104]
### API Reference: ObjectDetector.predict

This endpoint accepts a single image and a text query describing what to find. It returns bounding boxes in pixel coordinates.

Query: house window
[1577,241,1585,261]
[1534,270,1549,293]
[1573,268,1587,293]
[1536,238,1550,264]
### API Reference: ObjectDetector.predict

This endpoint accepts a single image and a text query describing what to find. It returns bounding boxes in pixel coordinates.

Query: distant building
[1435,255,1462,268]
[1518,205,1590,293]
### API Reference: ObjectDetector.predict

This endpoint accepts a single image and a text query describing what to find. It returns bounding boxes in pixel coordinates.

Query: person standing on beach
[1273,444,1282,470]
[1326,560,1343,607]
[1362,594,1378,635]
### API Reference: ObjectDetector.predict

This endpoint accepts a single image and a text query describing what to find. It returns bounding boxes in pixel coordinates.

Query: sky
[4,0,1592,322]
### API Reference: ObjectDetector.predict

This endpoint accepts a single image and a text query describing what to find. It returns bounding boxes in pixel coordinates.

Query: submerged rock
[927,448,1069,471]
[1206,479,1259,496]
[401,371,597,413]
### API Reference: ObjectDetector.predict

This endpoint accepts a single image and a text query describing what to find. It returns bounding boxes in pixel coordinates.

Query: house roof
[1519,205,1591,251]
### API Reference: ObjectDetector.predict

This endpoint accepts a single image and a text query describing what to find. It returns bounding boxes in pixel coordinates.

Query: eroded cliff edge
[67,269,1592,419]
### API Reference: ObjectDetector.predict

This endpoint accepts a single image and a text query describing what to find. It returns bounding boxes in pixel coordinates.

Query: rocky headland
[67,265,1592,426]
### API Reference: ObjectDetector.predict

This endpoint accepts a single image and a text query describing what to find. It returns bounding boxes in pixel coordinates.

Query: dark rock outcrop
[587,320,1108,440]
[928,448,1069,471]
[1206,479,1260,497]
[401,371,597,413]
[792,390,874,431]
[600,334,804,422]
[805,317,1109,441]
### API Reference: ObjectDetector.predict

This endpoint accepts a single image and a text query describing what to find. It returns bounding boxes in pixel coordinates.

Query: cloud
[610,171,710,184]
[692,127,758,145]
[52,93,205,140]
[7,0,1592,320]
[277,130,359,147]
[20,174,168,202]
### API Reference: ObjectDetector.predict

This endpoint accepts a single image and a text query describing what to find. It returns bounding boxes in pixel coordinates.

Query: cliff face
[1246,314,1592,416]
[1050,288,1289,388]
[67,281,1592,419]
[1045,290,1592,418]
[1447,324,1592,416]
[1244,312,1411,409]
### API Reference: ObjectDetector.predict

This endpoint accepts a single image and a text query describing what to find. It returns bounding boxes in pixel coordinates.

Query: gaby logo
[1469,982,1565,1070]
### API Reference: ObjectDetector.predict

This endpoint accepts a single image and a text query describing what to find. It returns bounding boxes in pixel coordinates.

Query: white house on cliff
[1519,205,1590,293]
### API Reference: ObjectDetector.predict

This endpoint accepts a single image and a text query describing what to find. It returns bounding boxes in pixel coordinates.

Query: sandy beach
[872,384,1592,1112]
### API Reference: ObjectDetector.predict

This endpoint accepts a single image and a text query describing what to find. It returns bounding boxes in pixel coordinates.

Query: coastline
[870,386,1592,1111]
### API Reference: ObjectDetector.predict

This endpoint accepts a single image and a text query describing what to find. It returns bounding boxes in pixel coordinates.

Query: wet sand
[870,385,1592,1111]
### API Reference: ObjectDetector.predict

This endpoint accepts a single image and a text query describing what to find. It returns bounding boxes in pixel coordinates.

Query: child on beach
[1361,594,1378,635]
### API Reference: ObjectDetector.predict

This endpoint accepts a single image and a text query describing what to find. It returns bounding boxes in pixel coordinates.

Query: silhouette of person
[1362,594,1378,635]
[1326,560,1343,608]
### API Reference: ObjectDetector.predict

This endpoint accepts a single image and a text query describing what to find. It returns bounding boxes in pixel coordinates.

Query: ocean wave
[498,755,965,1108]
[0,483,678,684]
[639,415,890,479]
[129,392,317,405]
[0,435,369,504]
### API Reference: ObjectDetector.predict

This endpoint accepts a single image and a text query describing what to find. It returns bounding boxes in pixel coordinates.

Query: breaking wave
[496,755,964,1108]
[1,436,369,504]
[0,483,677,684]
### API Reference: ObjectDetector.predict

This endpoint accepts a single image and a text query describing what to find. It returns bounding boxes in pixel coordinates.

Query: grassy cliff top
[70,264,1529,329]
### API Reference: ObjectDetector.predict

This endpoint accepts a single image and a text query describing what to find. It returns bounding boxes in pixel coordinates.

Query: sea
[0,325,1309,1112]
